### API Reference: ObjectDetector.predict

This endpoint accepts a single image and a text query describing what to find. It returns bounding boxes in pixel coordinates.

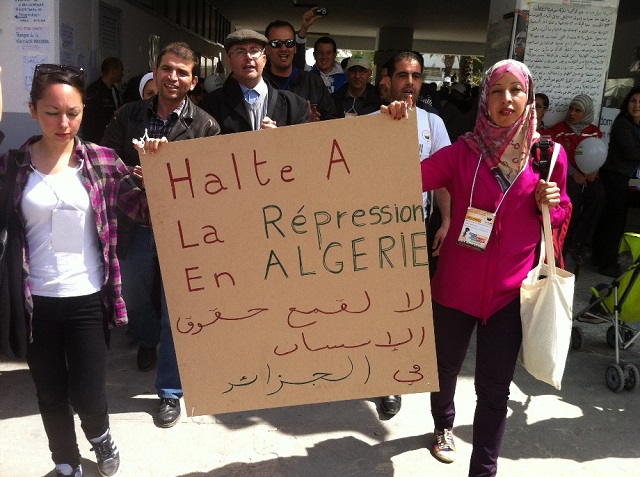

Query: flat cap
[224,29,268,51]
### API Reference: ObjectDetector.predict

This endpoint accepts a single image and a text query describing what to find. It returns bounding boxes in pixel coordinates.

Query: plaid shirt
[0,137,149,339]
[147,99,185,139]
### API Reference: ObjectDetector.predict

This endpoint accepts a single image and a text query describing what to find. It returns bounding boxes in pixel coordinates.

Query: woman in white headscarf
[549,94,605,264]
[138,72,156,100]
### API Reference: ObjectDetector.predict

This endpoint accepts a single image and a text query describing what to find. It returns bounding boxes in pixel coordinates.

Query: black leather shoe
[157,398,181,428]
[137,345,157,371]
[381,395,402,416]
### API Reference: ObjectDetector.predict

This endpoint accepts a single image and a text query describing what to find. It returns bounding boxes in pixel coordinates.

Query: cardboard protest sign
[140,110,438,416]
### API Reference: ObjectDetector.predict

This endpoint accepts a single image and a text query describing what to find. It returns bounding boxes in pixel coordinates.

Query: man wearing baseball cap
[200,29,308,133]
[332,54,380,118]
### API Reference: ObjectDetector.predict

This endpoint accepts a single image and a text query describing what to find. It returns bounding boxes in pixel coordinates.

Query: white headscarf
[138,72,154,99]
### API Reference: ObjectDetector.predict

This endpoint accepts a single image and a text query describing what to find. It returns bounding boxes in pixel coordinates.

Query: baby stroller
[571,232,640,392]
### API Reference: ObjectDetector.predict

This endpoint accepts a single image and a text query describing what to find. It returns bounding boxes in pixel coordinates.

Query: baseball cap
[346,55,371,70]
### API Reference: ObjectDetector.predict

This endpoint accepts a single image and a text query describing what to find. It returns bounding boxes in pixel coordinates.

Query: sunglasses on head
[268,39,296,49]
[33,64,85,83]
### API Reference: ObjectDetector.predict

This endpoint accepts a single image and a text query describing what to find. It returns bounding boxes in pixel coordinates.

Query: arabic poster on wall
[141,111,438,416]
[524,2,617,127]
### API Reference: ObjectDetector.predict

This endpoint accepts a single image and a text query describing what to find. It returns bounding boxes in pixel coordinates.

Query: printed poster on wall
[141,111,439,416]
[524,2,617,126]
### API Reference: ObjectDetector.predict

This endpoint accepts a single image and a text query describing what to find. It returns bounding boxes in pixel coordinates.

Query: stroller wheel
[606,364,625,392]
[624,330,635,348]
[624,363,640,391]
[571,327,583,350]
[606,326,618,349]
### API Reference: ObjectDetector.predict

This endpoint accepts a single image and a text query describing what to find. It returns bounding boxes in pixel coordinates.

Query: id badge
[344,112,358,118]
[457,207,495,252]
[51,209,85,253]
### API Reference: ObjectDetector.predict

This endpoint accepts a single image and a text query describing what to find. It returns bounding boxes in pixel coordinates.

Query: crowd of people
[1,6,639,477]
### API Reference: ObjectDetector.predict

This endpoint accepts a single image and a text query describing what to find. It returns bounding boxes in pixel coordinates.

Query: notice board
[140,110,438,416]
[524,2,617,126]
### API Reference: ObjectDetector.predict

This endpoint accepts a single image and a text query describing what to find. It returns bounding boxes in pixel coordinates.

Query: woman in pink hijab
[385,60,570,476]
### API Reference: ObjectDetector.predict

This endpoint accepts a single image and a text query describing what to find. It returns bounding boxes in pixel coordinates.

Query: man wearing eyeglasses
[200,29,308,134]
[263,20,337,122]
[102,41,220,430]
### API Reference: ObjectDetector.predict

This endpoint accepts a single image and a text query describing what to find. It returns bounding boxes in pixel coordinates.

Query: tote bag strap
[540,144,561,277]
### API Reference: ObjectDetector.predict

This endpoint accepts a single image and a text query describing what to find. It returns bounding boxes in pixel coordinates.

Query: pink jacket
[421,140,570,321]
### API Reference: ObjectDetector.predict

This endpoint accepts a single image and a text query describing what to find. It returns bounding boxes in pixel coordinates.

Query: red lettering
[177,220,198,248]
[253,150,270,186]
[185,266,204,292]
[281,165,294,183]
[166,158,194,199]
[326,139,350,179]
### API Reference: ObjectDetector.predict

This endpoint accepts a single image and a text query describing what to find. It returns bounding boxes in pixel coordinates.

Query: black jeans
[430,298,522,477]
[26,292,110,466]
[593,171,630,268]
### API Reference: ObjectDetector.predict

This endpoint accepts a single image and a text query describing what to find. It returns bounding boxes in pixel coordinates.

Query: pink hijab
[460,60,538,171]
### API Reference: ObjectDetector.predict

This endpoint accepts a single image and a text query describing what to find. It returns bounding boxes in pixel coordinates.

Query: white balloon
[575,137,607,174]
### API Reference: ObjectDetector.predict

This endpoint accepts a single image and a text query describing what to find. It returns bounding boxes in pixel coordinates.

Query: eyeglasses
[33,64,85,83]
[535,104,547,110]
[268,39,296,49]
[229,48,265,59]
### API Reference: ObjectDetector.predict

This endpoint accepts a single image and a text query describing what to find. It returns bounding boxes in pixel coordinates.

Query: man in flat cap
[200,29,308,133]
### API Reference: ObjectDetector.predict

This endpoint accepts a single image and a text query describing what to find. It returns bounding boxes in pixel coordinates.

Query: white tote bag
[519,146,574,390]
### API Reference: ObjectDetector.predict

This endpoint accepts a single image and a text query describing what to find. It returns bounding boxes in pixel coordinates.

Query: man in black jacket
[332,55,380,117]
[200,29,308,134]
[81,57,124,143]
[101,41,219,429]
[263,20,337,121]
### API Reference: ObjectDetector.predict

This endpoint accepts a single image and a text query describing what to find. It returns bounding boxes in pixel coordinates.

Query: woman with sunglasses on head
[383,60,569,476]
[0,64,148,477]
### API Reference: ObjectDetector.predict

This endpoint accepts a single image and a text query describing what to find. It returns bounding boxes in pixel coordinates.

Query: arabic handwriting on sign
[176,307,269,335]
[287,291,372,328]
[375,328,414,350]
[222,374,258,394]
[393,364,424,385]
[176,316,195,334]
[301,331,371,352]
[266,356,355,396]
[394,289,425,313]
[273,343,299,356]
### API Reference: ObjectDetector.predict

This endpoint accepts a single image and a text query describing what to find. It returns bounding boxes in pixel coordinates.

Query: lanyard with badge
[457,155,523,252]
[33,167,86,254]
